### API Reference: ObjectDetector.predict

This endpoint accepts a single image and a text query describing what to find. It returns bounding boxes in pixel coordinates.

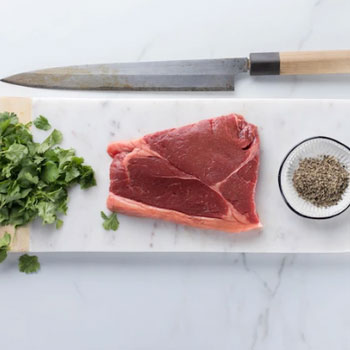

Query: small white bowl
[278,136,350,219]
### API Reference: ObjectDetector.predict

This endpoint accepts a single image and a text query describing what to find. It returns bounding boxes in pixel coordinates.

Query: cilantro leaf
[37,129,63,154]
[65,166,80,183]
[37,201,57,225]
[4,144,28,163]
[17,168,39,187]
[18,254,40,274]
[0,112,97,275]
[56,219,63,229]
[42,161,60,183]
[0,232,11,246]
[101,211,119,231]
[0,112,18,135]
[0,233,11,263]
[0,112,96,231]
[0,179,11,193]
[34,115,51,130]
[57,149,76,168]
[0,247,8,263]
[79,165,96,189]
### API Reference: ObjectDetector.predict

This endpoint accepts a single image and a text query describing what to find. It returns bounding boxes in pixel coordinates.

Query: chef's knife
[2,50,350,91]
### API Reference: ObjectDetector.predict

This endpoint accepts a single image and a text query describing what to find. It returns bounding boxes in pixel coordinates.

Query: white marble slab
[30,98,350,253]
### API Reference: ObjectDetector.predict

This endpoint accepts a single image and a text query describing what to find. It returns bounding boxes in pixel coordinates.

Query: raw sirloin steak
[107,114,261,233]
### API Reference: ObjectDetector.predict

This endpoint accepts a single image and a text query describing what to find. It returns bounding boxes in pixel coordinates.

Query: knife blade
[2,50,350,91]
[1,58,248,91]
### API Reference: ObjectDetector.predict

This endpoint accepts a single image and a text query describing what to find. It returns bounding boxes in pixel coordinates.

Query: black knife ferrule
[249,52,280,75]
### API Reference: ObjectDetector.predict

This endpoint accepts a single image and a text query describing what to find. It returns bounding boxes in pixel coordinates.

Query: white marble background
[1,0,350,349]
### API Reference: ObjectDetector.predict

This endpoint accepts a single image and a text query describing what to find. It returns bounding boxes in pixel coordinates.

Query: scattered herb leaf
[101,211,119,231]
[18,254,40,274]
[34,115,51,131]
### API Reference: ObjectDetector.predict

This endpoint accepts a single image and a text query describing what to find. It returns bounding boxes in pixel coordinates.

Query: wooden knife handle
[249,50,350,76]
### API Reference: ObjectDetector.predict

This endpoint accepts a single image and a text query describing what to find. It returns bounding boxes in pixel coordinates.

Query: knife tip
[1,76,13,84]
[1,75,29,87]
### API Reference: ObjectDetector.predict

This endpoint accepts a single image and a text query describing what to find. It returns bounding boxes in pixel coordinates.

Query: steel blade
[1,58,248,91]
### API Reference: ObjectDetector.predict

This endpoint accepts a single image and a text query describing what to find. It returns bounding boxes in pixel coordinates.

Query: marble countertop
[1,0,350,349]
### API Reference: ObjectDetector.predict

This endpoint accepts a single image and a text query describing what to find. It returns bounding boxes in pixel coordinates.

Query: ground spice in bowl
[292,155,349,207]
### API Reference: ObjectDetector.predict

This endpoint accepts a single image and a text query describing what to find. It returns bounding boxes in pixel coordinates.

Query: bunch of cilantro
[0,113,96,273]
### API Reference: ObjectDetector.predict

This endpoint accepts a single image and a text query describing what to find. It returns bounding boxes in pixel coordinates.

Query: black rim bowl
[278,136,350,220]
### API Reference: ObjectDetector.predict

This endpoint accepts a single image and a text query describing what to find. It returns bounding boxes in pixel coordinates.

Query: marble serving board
[3,97,350,253]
